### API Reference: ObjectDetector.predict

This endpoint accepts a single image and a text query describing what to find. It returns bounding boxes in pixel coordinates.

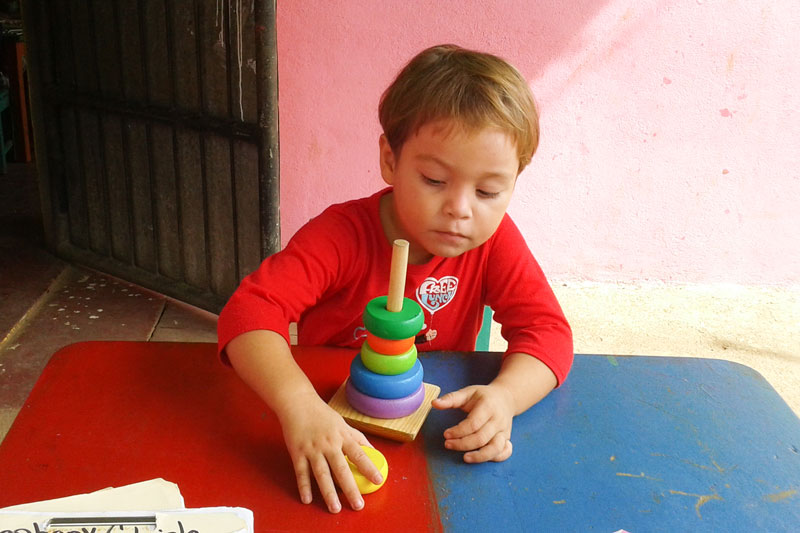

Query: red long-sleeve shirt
[218,188,573,384]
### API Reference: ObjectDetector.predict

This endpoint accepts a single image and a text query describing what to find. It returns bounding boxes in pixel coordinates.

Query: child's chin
[429,243,471,258]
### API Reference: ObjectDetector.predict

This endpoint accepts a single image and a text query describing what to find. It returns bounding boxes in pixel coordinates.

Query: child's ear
[379,134,396,185]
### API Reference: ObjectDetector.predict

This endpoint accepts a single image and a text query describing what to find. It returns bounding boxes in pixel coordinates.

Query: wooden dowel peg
[387,239,409,312]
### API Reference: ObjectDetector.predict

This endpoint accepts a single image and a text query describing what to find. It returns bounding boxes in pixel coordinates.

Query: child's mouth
[434,230,468,244]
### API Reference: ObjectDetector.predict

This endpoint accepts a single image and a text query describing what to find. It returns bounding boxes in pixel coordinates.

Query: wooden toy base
[328,380,440,442]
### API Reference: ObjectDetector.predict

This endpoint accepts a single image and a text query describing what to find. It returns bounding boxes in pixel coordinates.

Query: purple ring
[345,379,425,419]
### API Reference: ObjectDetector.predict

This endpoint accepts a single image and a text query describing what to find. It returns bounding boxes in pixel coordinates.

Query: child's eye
[477,189,500,199]
[422,175,444,186]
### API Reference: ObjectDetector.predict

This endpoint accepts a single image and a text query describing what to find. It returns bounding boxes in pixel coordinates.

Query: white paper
[156,507,253,533]
[0,507,253,533]
[0,479,252,532]
[1,478,184,512]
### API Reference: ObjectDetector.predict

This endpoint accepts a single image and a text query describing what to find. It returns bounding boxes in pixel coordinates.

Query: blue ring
[349,355,423,399]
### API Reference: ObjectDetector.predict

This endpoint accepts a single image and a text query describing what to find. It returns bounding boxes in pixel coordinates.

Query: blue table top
[421,353,800,532]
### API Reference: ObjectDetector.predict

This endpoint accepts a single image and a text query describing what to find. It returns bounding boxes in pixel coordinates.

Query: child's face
[379,120,519,264]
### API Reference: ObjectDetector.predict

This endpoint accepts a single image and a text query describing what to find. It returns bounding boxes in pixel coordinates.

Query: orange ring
[365,332,415,355]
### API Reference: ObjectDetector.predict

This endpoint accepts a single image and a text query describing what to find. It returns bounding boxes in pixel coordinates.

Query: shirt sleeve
[216,207,353,364]
[484,216,574,385]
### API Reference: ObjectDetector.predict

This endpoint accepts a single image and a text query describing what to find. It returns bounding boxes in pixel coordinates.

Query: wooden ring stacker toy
[365,332,415,355]
[363,295,424,340]
[349,355,423,399]
[328,239,441,442]
[347,445,388,494]
[346,380,425,419]
[361,342,417,375]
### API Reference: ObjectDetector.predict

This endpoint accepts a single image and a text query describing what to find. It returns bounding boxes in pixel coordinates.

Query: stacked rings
[345,295,426,419]
[346,380,425,419]
[349,356,422,399]
[365,332,415,355]
[363,296,424,340]
[360,342,417,375]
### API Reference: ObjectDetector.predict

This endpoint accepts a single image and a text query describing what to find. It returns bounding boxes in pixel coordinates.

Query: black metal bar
[87,0,114,258]
[112,0,137,266]
[137,0,160,275]
[224,0,234,121]
[40,87,260,141]
[226,0,241,284]
[164,0,177,107]
[20,1,58,249]
[193,0,212,288]
[66,1,92,250]
[255,0,280,258]
[60,1,78,90]
[164,0,186,280]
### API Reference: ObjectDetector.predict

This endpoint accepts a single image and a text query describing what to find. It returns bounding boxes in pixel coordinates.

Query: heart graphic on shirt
[416,276,459,314]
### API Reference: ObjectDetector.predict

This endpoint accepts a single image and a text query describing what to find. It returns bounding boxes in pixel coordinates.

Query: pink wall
[276,1,800,285]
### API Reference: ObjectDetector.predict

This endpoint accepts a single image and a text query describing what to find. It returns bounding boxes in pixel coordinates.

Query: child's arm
[225,330,383,513]
[434,215,571,462]
[431,352,556,463]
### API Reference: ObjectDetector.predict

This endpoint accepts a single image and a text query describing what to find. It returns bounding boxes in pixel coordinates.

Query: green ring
[363,296,424,340]
[361,343,417,375]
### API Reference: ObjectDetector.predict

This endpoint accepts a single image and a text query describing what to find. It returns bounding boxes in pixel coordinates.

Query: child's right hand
[278,392,383,513]
[224,331,382,513]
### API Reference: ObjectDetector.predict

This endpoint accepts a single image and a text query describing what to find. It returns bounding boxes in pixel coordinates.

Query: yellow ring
[361,343,417,375]
[347,445,388,494]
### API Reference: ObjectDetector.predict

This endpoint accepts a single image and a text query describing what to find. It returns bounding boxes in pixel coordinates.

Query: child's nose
[443,191,471,219]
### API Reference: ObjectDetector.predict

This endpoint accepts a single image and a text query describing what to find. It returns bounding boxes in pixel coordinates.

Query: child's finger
[343,440,384,486]
[309,454,342,513]
[291,455,313,504]
[327,449,365,512]
[462,433,509,463]
[432,387,476,410]
[445,418,496,451]
[443,403,491,439]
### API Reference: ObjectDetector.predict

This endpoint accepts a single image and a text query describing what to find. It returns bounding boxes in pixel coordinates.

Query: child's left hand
[431,384,515,463]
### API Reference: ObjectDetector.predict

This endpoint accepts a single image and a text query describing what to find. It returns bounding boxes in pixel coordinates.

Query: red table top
[0,341,442,531]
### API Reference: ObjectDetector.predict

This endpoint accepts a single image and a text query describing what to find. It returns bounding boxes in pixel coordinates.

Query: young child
[217,44,573,514]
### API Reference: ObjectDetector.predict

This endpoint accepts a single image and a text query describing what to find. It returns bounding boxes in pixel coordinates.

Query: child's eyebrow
[415,154,514,181]
[414,153,451,169]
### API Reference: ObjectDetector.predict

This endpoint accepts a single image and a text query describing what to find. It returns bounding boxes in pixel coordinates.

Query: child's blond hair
[379,44,539,173]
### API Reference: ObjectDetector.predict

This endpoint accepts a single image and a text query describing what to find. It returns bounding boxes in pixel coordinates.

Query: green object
[361,342,418,375]
[363,296,424,340]
[475,306,492,351]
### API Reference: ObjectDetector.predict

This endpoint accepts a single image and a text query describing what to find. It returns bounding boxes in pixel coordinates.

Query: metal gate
[22,0,279,313]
